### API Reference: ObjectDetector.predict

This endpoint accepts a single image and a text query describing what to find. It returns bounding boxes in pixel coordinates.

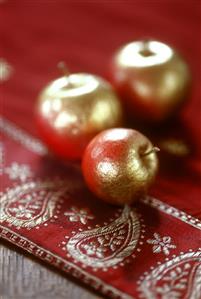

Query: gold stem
[141,146,160,157]
[57,61,70,77]
[139,40,154,57]
[57,61,73,88]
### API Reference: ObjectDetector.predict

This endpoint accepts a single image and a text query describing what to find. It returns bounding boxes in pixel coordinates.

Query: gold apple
[36,63,123,160]
[110,40,191,122]
[82,128,159,205]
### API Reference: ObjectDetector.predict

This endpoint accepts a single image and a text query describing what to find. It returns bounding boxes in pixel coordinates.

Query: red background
[1,0,201,216]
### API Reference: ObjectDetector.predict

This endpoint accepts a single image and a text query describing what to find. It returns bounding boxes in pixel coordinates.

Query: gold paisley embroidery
[0,180,69,228]
[67,205,141,269]
[189,263,201,299]
[138,250,201,299]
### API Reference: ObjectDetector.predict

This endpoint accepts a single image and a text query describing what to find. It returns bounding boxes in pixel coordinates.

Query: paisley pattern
[138,250,201,299]
[67,205,141,268]
[0,115,201,298]
[0,180,68,228]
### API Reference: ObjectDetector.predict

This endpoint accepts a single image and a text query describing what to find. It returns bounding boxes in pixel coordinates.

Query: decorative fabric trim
[142,197,201,231]
[0,227,134,299]
[0,116,47,155]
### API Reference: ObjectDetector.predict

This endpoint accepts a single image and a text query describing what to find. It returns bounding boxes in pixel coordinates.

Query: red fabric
[1,0,201,217]
[0,1,201,298]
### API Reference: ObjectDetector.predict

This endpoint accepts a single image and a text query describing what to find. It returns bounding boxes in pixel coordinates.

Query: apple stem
[139,40,155,57]
[58,61,70,77]
[141,146,160,157]
[58,61,74,87]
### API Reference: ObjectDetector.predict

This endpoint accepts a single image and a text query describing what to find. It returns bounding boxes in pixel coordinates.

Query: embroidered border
[142,196,201,231]
[0,116,47,155]
[0,227,134,299]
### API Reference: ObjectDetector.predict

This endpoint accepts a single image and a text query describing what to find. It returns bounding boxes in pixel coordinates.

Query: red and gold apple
[110,40,191,122]
[36,64,123,160]
[82,128,159,205]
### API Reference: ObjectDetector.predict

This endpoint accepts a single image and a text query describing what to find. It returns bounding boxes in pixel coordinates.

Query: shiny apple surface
[82,128,159,205]
[110,40,191,122]
[36,73,123,160]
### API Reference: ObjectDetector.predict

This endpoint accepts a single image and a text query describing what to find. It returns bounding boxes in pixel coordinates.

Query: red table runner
[0,115,201,298]
[0,1,201,298]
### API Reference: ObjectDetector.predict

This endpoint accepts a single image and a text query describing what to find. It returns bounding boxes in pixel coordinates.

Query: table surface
[0,241,103,299]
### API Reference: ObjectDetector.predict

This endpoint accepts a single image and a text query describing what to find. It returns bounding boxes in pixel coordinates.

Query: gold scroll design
[0,180,68,228]
[67,205,141,268]
[139,250,201,299]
